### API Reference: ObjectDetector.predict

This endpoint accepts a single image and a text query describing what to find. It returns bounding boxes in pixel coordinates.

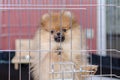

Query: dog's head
[40,11,77,43]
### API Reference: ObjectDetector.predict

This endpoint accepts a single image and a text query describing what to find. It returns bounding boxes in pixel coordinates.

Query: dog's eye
[62,29,66,32]
[50,30,54,34]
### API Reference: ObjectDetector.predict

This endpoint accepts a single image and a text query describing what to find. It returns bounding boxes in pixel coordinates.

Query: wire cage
[0,0,120,80]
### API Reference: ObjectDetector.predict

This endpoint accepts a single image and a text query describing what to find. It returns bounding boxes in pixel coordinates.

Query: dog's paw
[88,65,98,75]
[80,65,98,76]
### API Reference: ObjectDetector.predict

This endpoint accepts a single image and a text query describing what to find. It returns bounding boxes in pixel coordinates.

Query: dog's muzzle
[54,32,65,42]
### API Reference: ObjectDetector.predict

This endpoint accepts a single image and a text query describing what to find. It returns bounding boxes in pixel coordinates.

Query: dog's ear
[40,13,50,27]
[63,11,77,25]
[42,13,50,20]
[63,11,72,17]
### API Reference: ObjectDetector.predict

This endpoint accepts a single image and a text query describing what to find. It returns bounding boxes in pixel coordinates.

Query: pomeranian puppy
[31,11,97,80]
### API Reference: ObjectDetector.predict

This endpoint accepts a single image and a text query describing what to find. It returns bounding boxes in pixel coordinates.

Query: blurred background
[0,0,120,80]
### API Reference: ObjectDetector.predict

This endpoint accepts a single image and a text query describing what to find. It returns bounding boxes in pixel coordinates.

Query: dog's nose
[54,36,65,42]
[54,33,65,42]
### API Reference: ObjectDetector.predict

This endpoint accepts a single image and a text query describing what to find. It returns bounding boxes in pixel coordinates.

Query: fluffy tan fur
[31,11,97,80]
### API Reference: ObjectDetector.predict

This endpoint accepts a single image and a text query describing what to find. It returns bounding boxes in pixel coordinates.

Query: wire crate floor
[86,76,119,80]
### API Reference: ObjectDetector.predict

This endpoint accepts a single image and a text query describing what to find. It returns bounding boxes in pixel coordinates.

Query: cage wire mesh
[0,0,120,80]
